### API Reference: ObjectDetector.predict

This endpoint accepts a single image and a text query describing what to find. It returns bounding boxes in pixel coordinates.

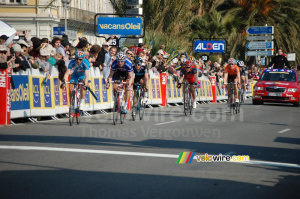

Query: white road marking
[0,145,300,169]
[277,128,291,134]
[256,105,262,108]
[155,121,176,126]
[0,145,178,159]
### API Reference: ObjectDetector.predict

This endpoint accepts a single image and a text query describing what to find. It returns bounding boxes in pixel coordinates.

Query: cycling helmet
[228,58,236,64]
[237,61,244,67]
[185,60,193,67]
[75,51,85,58]
[116,52,126,60]
[134,57,143,65]
[190,56,196,62]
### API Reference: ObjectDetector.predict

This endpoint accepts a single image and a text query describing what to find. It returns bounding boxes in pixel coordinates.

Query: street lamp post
[61,0,71,35]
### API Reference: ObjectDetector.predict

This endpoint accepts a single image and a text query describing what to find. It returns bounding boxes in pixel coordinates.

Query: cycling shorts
[70,73,85,83]
[228,75,238,83]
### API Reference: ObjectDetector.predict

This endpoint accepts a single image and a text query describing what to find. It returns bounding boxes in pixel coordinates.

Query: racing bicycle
[181,82,195,116]
[132,83,147,121]
[66,81,84,126]
[227,82,239,115]
[111,80,128,125]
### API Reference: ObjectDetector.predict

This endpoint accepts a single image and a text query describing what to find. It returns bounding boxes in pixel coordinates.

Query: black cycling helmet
[134,57,143,65]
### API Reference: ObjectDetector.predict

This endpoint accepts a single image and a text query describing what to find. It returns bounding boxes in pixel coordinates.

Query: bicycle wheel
[69,91,75,126]
[184,88,188,116]
[76,96,81,125]
[139,93,145,120]
[241,89,244,105]
[230,93,235,115]
[113,94,119,125]
[189,93,193,115]
[120,105,126,124]
[132,91,138,121]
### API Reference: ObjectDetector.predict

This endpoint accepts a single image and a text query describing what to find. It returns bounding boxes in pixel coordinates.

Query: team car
[252,69,300,107]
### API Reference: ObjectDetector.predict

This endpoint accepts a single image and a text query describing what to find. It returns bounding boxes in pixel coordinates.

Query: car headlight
[288,88,298,92]
[255,87,264,91]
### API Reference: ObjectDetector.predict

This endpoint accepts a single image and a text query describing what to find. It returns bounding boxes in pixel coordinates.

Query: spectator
[126,49,134,63]
[159,44,166,55]
[89,44,101,68]
[103,46,117,80]
[96,42,109,71]
[0,35,8,45]
[204,60,211,71]
[37,49,52,80]
[17,39,35,66]
[29,37,42,58]
[136,43,144,55]
[61,39,71,63]
[11,44,29,71]
[57,59,67,82]
[0,45,9,69]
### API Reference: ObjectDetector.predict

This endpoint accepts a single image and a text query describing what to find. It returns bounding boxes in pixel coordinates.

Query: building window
[10,0,21,3]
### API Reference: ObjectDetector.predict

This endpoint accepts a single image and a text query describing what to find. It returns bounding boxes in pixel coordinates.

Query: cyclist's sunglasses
[118,60,125,63]
[76,58,83,61]
[0,51,7,54]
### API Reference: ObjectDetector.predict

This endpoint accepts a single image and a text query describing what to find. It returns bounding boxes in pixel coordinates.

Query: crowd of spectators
[0,33,286,86]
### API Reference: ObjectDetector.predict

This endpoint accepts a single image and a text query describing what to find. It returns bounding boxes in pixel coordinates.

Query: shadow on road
[0,161,299,199]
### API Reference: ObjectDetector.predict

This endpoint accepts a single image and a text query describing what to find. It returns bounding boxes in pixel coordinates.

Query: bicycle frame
[132,83,146,121]
[111,80,128,125]
[66,81,84,126]
[180,82,194,116]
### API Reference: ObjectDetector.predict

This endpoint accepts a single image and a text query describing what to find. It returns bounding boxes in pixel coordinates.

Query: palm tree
[221,0,300,65]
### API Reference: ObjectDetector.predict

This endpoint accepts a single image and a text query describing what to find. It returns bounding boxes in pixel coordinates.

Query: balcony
[58,6,96,30]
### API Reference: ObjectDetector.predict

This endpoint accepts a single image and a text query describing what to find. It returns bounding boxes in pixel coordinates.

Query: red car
[252,69,300,107]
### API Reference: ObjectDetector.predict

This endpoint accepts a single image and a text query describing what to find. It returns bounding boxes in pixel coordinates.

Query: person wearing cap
[37,49,52,77]
[0,45,9,69]
[11,44,30,71]
[96,42,109,71]
[0,35,9,45]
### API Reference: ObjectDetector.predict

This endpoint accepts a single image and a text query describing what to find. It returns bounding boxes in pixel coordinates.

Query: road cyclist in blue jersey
[60,50,90,111]
[106,52,134,114]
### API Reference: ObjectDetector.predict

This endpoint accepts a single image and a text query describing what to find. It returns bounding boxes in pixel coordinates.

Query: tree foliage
[114,0,300,65]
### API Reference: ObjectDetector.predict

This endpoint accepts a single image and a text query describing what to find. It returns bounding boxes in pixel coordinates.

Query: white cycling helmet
[237,61,244,67]
[116,52,126,60]
[228,58,236,64]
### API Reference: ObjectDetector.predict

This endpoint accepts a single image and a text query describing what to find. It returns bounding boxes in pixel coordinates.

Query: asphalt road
[0,100,299,199]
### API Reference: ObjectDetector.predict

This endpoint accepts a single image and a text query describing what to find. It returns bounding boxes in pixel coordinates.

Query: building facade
[0,0,114,45]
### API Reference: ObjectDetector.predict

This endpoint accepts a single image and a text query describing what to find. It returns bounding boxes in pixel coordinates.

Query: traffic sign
[246,51,274,56]
[246,36,274,40]
[53,27,65,35]
[246,26,274,34]
[287,53,296,61]
[246,41,274,50]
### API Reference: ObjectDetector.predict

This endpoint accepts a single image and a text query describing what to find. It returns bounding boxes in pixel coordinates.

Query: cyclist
[223,58,240,103]
[132,57,149,116]
[177,60,198,108]
[237,60,248,101]
[61,51,90,111]
[106,52,133,114]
